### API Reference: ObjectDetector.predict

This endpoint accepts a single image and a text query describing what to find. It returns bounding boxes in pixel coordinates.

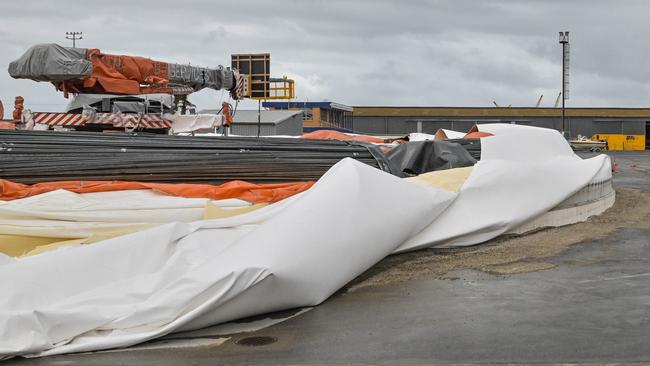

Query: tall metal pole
[257,99,261,138]
[65,31,83,48]
[562,42,566,136]
[559,31,569,137]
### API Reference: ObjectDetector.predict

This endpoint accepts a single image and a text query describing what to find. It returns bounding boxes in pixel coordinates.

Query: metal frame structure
[231,53,271,99]
[267,77,295,100]
[65,31,83,48]
[559,31,570,137]
[231,53,295,101]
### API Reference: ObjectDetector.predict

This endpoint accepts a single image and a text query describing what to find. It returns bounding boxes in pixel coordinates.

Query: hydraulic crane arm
[9,44,245,99]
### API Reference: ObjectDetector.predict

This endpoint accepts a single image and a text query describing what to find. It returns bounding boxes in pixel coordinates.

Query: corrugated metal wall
[230,114,303,136]
[231,123,278,136]
[275,114,303,135]
[352,115,647,137]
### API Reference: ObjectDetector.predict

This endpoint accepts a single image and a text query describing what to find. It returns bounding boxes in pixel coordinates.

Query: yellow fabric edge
[404,166,473,192]
[2,167,473,258]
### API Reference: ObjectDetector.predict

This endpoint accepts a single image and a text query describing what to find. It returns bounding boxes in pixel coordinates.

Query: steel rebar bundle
[0,130,389,185]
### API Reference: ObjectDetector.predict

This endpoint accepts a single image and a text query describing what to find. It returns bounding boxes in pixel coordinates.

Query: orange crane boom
[9,44,244,99]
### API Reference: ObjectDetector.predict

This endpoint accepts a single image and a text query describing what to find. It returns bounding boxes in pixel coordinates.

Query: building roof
[262,101,353,112]
[200,109,302,125]
[353,106,650,118]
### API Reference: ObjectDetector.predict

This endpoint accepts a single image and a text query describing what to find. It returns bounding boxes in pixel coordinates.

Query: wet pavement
[600,151,650,190]
[6,151,650,365]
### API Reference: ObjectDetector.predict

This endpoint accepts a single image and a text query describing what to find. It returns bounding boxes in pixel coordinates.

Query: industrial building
[200,109,303,136]
[352,107,650,150]
[231,110,303,136]
[263,101,353,130]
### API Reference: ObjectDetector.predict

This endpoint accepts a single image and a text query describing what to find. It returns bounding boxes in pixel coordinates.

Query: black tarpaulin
[385,140,478,177]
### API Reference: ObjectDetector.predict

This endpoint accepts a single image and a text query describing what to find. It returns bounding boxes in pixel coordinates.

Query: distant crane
[535,94,544,108]
[554,92,562,108]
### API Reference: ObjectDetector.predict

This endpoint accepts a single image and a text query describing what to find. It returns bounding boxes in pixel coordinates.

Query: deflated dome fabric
[0,124,614,359]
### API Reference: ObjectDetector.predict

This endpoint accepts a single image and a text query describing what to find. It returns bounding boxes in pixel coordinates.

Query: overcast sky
[1,0,649,113]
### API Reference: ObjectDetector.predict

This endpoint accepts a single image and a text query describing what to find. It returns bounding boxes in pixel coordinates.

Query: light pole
[65,31,83,48]
[559,31,570,137]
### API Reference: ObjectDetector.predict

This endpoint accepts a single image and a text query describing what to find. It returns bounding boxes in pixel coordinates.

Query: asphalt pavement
[6,151,650,365]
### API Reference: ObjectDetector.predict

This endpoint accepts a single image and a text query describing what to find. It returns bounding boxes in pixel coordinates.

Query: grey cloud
[1,0,649,113]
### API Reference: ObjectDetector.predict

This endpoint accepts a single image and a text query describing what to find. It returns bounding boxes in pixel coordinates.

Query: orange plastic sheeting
[0,121,15,130]
[302,130,386,144]
[59,49,171,95]
[0,179,314,204]
[464,131,493,139]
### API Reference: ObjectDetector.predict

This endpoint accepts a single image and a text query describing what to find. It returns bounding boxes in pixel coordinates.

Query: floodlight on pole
[559,31,570,137]
[65,31,83,48]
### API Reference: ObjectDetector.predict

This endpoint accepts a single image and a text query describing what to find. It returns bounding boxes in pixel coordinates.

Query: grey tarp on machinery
[167,64,235,93]
[8,44,237,93]
[65,94,175,113]
[8,44,92,81]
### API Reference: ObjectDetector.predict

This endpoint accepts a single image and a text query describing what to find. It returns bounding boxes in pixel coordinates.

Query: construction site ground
[6,150,650,365]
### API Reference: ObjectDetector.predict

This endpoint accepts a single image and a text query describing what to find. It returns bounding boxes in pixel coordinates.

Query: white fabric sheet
[0,124,613,358]
[170,114,224,133]
[0,159,456,358]
[0,190,252,242]
[396,124,611,250]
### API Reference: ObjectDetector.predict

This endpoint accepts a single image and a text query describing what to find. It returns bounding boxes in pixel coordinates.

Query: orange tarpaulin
[302,130,386,144]
[0,179,314,204]
[463,125,494,139]
[0,121,15,130]
[84,49,169,94]
[464,131,493,139]
[58,49,172,96]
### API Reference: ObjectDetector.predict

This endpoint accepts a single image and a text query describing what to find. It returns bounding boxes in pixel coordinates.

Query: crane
[9,44,245,100]
[7,44,251,132]
[554,92,562,108]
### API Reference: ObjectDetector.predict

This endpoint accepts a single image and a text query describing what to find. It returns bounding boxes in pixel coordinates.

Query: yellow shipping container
[591,134,646,151]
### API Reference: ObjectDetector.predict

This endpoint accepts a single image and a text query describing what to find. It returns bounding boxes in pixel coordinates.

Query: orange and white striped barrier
[31,112,172,129]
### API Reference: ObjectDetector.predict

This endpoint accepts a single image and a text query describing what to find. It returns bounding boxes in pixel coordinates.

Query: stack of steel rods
[0,130,386,184]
